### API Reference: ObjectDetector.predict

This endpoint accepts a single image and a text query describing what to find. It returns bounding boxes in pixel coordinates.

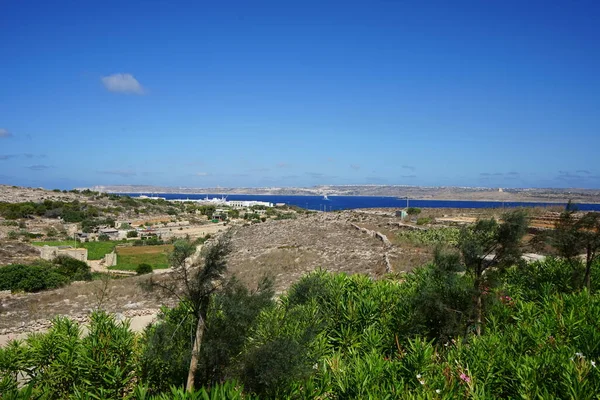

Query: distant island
[81,184,600,204]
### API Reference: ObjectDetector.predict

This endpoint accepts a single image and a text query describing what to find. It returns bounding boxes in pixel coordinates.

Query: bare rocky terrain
[227,212,389,293]
[0,185,83,203]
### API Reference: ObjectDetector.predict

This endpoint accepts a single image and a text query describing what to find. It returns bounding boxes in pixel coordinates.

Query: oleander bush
[3,256,600,398]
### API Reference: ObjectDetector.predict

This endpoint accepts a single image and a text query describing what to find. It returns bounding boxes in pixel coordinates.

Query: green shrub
[53,255,92,281]
[98,233,110,241]
[0,264,68,292]
[127,230,138,238]
[0,256,91,293]
[416,217,432,225]
[1,220,19,227]
[0,312,138,398]
[407,207,422,215]
[397,226,460,246]
[136,263,153,275]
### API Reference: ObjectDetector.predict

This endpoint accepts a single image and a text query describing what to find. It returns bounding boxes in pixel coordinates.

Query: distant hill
[80,184,600,203]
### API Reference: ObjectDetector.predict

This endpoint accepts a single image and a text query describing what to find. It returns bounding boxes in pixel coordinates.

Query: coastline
[115,192,600,205]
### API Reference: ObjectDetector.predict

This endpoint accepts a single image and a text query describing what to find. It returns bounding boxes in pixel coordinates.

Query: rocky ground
[0,273,174,341]
[0,185,82,203]
[227,211,390,293]
[0,242,40,265]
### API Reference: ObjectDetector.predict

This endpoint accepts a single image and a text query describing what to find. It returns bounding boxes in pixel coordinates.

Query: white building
[227,200,273,208]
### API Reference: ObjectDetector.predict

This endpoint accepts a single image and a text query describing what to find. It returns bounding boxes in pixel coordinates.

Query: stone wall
[104,251,117,267]
[350,223,392,247]
[39,246,88,263]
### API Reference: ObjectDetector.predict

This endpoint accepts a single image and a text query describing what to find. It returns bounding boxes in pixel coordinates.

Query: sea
[120,193,600,212]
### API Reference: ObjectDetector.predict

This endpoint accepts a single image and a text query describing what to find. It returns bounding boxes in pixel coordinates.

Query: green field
[32,241,116,260]
[110,244,173,271]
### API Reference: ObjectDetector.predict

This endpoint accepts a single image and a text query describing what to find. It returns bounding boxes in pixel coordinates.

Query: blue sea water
[121,193,600,212]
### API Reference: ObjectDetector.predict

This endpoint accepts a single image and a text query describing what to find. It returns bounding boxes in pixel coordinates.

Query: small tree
[407,207,422,216]
[458,210,528,335]
[127,230,138,238]
[553,210,600,290]
[151,236,231,391]
[136,263,153,275]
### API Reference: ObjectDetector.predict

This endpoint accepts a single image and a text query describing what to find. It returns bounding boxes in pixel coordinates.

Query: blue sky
[1,0,599,189]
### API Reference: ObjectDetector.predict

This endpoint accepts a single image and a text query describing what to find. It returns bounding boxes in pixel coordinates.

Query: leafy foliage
[140,277,275,393]
[0,256,91,292]
[0,312,138,398]
[137,263,153,275]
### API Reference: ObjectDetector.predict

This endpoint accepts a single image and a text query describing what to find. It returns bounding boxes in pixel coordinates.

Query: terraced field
[111,244,174,271]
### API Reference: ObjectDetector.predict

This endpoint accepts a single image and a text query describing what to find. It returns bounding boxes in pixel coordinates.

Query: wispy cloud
[195,172,210,177]
[97,169,136,177]
[400,175,417,178]
[480,172,504,177]
[276,162,290,168]
[101,73,145,95]
[26,164,52,171]
[350,164,361,170]
[0,128,12,138]
[402,165,415,171]
[555,170,600,182]
[1,153,46,161]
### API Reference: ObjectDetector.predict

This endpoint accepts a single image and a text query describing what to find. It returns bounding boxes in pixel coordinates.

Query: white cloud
[101,73,145,95]
[0,128,12,138]
[195,172,210,177]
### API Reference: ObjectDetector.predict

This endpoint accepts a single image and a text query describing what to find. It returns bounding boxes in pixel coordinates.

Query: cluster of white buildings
[169,196,274,208]
[227,200,274,208]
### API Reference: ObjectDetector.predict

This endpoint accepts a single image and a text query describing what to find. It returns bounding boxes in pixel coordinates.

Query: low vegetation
[397,226,461,246]
[2,209,600,398]
[0,256,91,293]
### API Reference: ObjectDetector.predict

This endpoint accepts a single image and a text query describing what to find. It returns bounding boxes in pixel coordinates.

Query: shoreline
[114,192,600,205]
